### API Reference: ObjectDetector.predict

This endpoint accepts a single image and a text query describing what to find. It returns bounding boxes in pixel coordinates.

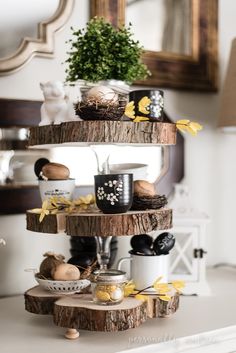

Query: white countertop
[1,268,236,353]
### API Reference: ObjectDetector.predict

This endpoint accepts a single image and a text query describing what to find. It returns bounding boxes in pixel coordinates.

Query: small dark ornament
[130,234,153,252]
[131,194,168,211]
[153,232,175,255]
[34,158,50,179]
[67,254,95,271]
[130,248,155,256]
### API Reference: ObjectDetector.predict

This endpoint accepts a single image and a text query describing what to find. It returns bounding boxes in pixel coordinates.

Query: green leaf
[64,17,151,83]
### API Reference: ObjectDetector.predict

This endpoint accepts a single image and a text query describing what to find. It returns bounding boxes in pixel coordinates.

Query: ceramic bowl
[109,163,148,180]
[35,275,90,294]
[39,178,75,201]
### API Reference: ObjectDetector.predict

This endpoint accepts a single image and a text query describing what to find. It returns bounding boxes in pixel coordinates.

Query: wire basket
[35,275,90,294]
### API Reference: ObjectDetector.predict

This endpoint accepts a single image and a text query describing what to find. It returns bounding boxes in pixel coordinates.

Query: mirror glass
[126,0,192,55]
[51,145,163,186]
[0,0,59,58]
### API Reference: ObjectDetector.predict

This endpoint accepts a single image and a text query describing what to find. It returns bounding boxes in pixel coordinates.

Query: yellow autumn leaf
[176,119,203,136]
[58,197,72,206]
[138,96,151,114]
[74,194,95,206]
[176,120,190,134]
[50,196,60,205]
[39,209,49,223]
[171,280,185,293]
[176,124,189,134]
[159,295,171,302]
[78,204,89,211]
[186,126,198,136]
[155,284,171,294]
[188,122,203,135]
[153,276,163,288]
[124,281,136,297]
[135,294,149,301]
[176,119,190,125]
[65,205,76,213]
[42,200,48,209]
[124,101,135,119]
[133,116,150,122]
[189,122,203,131]
[32,200,53,222]
[31,208,43,214]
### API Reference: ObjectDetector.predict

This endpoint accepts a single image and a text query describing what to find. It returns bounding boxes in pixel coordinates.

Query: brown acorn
[39,252,65,278]
[41,162,70,180]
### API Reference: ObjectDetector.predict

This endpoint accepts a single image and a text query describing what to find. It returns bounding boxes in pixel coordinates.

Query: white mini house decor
[167,184,211,296]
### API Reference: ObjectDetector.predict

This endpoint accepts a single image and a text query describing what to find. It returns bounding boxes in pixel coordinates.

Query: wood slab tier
[67,208,172,236]
[146,294,180,318]
[25,286,179,332]
[28,121,177,147]
[25,286,62,314]
[25,286,147,332]
[54,295,147,332]
[26,208,172,236]
[26,211,66,234]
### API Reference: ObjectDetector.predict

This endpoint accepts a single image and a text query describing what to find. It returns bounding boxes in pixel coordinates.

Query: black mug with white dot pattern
[94,173,133,214]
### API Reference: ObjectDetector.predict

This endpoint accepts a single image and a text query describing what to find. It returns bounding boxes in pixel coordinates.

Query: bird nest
[131,194,168,211]
[75,99,126,121]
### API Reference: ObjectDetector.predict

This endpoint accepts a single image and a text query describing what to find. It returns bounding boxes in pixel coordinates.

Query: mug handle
[117,257,132,271]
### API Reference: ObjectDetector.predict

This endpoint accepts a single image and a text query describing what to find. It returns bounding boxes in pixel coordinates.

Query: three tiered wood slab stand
[25,121,179,339]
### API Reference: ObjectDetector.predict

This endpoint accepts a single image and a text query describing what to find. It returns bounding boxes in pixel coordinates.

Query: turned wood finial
[65,328,80,340]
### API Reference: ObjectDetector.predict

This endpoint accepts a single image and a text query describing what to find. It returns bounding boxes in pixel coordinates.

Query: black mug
[129,90,164,122]
[94,174,133,214]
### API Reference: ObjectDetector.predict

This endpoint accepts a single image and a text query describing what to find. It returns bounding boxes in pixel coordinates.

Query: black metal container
[69,236,118,268]
[129,89,164,122]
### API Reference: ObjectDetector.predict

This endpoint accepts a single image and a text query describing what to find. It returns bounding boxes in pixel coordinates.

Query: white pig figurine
[40,81,77,126]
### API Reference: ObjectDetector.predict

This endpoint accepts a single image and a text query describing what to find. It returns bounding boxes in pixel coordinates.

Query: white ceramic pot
[39,179,75,201]
[117,253,169,290]
[109,163,148,181]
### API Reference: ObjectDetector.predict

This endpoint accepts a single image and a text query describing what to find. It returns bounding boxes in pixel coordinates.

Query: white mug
[117,253,169,290]
[39,179,75,202]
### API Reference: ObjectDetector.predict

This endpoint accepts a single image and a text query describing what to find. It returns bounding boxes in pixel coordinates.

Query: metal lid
[91,269,127,283]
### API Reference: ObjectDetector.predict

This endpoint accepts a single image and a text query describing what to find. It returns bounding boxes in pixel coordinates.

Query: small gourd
[133,180,156,197]
[52,263,80,281]
[41,162,70,180]
[39,252,65,278]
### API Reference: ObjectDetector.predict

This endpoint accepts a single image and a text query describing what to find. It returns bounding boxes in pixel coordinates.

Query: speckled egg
[86,86,118,105]
[110,287,123,301]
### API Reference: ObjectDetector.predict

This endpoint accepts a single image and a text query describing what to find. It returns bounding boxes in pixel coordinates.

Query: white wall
[0,0,236,296]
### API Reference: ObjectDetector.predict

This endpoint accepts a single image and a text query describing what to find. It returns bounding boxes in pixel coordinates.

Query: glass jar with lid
[91,269,127,305]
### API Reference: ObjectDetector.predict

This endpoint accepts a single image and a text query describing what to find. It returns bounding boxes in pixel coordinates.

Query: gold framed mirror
[90,0,218,91]
[0,0,74,75]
